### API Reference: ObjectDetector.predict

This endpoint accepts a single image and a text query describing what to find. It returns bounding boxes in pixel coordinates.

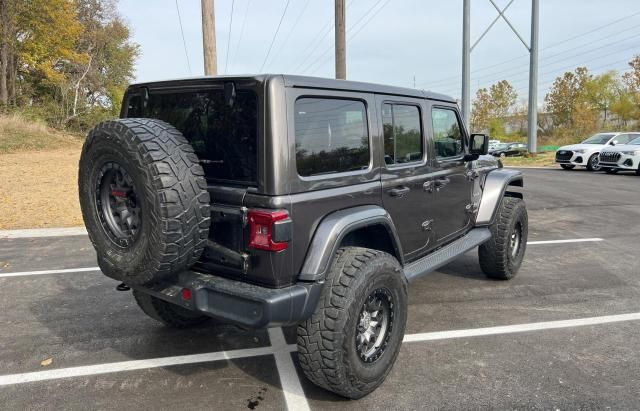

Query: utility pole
[527,0,539,153]
[461,0,471,129]
[201,0,217,76]
[335,0,346,79]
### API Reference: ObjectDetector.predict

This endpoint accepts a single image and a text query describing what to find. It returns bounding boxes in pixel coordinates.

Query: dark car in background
[490,142,527,158]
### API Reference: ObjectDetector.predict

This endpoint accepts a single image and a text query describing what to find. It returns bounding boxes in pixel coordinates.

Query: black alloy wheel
[96,161,141,248]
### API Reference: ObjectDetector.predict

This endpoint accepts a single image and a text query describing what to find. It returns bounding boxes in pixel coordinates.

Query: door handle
[389,186,410,197]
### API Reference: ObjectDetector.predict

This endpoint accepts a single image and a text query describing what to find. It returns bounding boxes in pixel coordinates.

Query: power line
[224,0,236,74]
[305,0,391,75]
[420,9,640,88]
[259,0,291,73]
[267,0,311,72]
[434,30,640,91]
[229,0,251,71]
[292,0,356,73]
[175,0,192,74]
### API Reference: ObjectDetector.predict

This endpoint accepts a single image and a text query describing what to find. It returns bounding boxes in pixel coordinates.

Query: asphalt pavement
[0,167,639,410]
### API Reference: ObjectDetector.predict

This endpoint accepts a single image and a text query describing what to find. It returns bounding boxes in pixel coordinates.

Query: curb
[0,227,87,239]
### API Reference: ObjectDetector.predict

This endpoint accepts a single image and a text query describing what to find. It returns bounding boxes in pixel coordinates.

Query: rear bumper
[132,271,323,328]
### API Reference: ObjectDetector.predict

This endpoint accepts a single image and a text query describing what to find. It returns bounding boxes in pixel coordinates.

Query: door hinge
[240,206,249,227]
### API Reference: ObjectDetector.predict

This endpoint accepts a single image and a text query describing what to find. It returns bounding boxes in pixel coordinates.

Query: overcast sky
[117,0,640,102]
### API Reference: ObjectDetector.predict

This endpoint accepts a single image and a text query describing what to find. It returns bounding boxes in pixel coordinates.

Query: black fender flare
[475,168,524,226]
[298,205,404,282]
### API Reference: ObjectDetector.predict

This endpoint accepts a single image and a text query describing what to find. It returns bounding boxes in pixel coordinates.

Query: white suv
[555,132,638,171]
[598,134,640,175]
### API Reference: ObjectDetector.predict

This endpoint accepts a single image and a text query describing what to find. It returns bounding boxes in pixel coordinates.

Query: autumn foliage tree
[471,80,518,136]
[0,0,138,130]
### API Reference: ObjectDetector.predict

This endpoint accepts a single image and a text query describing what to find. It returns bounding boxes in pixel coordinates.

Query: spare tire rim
[356,287,394,363]
[96,162,141,248]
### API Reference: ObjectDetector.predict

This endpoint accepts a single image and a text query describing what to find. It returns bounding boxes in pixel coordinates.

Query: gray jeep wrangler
[78,75,527,399]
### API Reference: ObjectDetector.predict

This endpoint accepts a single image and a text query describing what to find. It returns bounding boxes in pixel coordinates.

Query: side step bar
[403,228,491,283]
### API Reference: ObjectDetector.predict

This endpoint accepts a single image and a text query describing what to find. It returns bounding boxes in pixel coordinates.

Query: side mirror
[470,133,489,155]
[610,140,617,146]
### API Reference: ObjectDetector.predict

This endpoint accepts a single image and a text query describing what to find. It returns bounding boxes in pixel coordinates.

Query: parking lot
[0,168,639,410]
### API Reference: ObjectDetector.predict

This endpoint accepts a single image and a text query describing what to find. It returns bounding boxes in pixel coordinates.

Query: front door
[429,106,474,244]
[378,97,437,262]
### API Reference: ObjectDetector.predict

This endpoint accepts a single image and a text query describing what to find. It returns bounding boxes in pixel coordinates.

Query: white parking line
[268,328,311,411]
[0,267,100,278]
[527,238,603,245]
[403,312,640,343]
[0,237,605,278]
[0,345,283,387]
[1,313,639,389]
[0,227,87,239]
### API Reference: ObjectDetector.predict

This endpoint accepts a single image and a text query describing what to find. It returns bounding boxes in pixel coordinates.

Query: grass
[0,114,83,154]
[500,151,557,167]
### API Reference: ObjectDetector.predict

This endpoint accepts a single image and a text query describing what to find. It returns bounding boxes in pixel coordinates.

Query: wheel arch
[475,168,524,226]
[298,205,404,282]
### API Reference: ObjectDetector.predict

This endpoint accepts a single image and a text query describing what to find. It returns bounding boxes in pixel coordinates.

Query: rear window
[294,98,369,177]
[137,89,258,185]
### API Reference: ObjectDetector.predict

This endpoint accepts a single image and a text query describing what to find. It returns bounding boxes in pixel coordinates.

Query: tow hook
[116,283,131,291]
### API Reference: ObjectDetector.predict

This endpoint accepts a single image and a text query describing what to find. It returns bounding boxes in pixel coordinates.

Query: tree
[544,67,591,130]
[470,80,517,134]
[584,71,619,126]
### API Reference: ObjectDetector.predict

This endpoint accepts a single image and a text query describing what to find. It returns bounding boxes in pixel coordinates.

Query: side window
[295,98,370,177]
[382,103,423,165]
[616,134,632,144]
[431,108,464,159]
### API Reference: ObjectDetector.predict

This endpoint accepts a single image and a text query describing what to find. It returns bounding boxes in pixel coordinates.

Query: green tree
[544,67,591,130]
[584,71,619,126]
[471,80,517,135]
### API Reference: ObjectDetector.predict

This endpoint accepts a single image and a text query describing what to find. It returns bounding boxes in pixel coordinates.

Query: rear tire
[560,164,575,170]
[297,247,407,399]
[78,119,210,285]
[479,197,528,280]
[133,290,210,328]
[586,153,601,171]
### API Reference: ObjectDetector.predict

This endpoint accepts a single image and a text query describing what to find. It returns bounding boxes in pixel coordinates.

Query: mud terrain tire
[79,118,210,285]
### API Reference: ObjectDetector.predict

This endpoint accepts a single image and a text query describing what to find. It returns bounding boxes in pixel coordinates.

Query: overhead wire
[259,0,292,72]
[174,0,192,74]
[224,0,236,74]
[228,0,252,71]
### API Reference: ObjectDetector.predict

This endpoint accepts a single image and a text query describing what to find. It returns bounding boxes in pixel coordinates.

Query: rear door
[377,96,438,262]
[428,105,474,244]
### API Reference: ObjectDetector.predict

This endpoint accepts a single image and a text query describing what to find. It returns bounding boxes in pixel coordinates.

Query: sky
[117,0,640,103]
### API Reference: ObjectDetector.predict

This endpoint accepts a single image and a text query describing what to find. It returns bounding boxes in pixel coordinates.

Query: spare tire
[78,118,210,285]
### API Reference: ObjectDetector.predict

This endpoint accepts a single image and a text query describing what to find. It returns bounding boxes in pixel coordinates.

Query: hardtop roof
[129,74,456,103]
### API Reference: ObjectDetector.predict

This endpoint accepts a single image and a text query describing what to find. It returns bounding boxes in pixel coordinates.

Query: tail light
[247,209,291,252]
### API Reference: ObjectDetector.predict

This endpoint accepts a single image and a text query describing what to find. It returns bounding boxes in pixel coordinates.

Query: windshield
[582,133,615,144]
[494,144,508,150]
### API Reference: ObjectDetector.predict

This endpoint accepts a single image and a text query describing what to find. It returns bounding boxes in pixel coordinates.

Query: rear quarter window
[294,98,370,177]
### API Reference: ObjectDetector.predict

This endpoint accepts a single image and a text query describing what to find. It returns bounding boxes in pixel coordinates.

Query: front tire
[560,164,575,170]
[133,290,211,328]
[297,247,407,399]
[586,153,601,171]
[479,197,528,280]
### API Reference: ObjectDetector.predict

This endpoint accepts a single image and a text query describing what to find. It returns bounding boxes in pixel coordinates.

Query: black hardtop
[129,74,456,103]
